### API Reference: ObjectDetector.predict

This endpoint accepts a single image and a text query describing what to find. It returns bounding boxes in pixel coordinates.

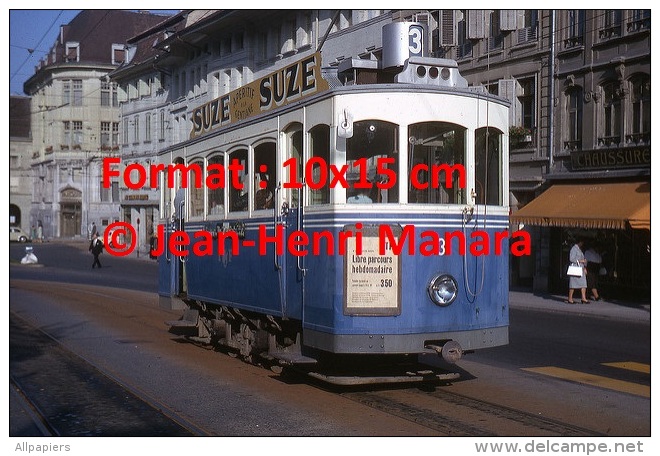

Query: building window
[101,122,111,149]
[283,18,297,53]
[517,10,538,44]
[64,121,70,146]
[112,44,126,65]
[628,75,650,143]
[112,182,119,202]
[112,122,119,147]
[159,110,165,141]
[627,10,650,33]
[600,82,622,146]
[100,180,110,201]
[72,80,83,106]
[600,10,622,39]
[145,113,152,143]
[565,87,583,150]
[65,42,79,62]
[519,78,535,132]
[488,10,503,51]
[64,121,83,148]
[101,81,112,107]
[72,121,83,147]
[123,117,129,145]
[133,116,140,144]
[257,33,268,63]
[63,80,70,105]
[456,11,472,59]
[565,10,585,48]
[299,13,312,47]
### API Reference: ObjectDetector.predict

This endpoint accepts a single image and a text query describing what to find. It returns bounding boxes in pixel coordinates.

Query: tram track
[9,310,201,437]
[341,387,606,436]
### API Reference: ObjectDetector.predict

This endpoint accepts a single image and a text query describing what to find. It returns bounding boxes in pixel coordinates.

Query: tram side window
[229,149,249,212]
[475,127,503,206]
[189,159,205,218]
[346,120,399,203]
[309,125,330,205]
[408,122,466,204]
[285,125,303,208]
[171,157,186,219]
[253,142,276,210]
[162,169,172,220]
[207,154,225,216]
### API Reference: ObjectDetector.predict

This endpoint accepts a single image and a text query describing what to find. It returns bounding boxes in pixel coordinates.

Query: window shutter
[498,79,523,125]
[439,10,457,46]
[500,10,518,31]
[517,10,526,29]
[468,11,486,39]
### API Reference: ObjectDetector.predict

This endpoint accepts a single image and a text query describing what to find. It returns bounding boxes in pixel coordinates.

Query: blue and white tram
[158,23,512,384]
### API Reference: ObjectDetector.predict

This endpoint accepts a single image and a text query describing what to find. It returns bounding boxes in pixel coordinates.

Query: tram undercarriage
[166,299,461,386]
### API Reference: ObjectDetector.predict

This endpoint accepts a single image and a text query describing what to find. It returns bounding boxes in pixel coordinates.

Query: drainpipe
[548,10,556,171]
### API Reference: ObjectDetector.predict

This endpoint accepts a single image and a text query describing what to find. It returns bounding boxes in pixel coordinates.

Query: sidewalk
[509,289,650,323]
[26,239,651,323]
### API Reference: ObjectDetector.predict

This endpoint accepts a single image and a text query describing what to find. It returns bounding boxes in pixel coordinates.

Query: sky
[9,10,82,95]
[8,8,184,96]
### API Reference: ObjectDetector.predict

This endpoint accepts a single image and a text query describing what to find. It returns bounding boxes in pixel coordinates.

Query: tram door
[278,127,306,320]
[158,160,187,310]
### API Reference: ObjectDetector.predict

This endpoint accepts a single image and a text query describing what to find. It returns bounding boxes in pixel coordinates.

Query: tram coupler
[426,341,463,364]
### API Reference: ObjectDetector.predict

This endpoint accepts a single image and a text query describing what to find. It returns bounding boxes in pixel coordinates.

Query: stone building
[104,9,650,298]
[9,95,33,234]
[23,10,171,239]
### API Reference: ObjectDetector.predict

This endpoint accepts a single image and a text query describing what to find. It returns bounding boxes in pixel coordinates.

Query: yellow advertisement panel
[190,52,329,139]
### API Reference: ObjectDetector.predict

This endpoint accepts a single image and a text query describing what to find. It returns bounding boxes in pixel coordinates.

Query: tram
[157,22,512,384]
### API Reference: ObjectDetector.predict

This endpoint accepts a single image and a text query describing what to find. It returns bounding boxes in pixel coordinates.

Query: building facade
[23,10,170,240]
[59,10,650,300]
[9,96,33,234]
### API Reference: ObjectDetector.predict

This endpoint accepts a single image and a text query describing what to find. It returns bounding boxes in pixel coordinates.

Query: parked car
[10,226,31,243]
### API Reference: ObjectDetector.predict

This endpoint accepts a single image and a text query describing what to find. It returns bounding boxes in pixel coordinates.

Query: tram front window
[346,120,399,203]
[408,122,466,204]
[309,125,330,205]
[475,127,503,206]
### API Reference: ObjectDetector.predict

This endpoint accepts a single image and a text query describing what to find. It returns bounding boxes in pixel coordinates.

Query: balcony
[563,140,581,151]
[597,136,621,147]
[625,132,650,145]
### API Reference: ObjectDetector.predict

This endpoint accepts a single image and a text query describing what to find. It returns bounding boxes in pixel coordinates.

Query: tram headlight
[427,274,458,306]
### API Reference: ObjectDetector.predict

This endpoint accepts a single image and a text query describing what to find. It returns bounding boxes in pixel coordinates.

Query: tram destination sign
[190,52,329,140]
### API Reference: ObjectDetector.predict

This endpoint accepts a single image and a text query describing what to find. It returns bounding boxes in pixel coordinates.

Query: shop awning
[511,181,650,230]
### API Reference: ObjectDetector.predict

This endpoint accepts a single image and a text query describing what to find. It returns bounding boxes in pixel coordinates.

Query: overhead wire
[11,10,64,88]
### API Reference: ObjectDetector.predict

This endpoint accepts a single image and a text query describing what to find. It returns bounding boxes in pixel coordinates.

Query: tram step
[270,352,318,365]
[166,309,199,328]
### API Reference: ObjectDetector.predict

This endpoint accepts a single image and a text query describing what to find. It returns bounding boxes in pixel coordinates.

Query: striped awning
[510,181,650,230]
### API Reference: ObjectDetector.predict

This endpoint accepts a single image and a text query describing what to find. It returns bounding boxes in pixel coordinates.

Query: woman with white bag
[566,239,589,304]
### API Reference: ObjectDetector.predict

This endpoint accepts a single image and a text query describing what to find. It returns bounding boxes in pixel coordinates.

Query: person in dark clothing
[89,233,104,268]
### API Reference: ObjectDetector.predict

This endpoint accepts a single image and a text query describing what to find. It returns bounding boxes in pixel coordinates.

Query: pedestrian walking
[584,244,603,301]
[566,239,589,304]
[89,233,104,268]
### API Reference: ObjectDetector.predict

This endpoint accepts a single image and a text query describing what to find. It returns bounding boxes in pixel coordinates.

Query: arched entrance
[9,204,21,226]
[60,187,82,237]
